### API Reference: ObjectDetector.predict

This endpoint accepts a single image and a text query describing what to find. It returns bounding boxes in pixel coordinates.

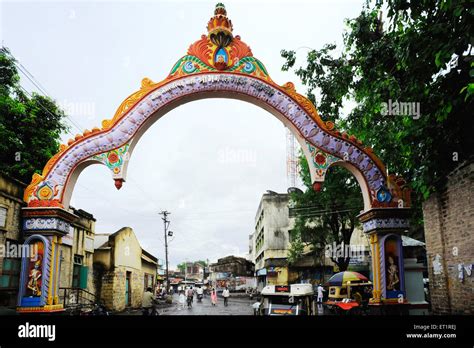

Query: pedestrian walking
[210,288,218,306]
[317,284,325,304]
[252,298,261,315]
[222,286,230,307]
[178,291,186,310]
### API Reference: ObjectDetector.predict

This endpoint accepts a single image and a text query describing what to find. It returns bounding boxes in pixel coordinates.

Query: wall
[0,174,25,307]
[59,208,96,295]
[423,161,473,314]
[262,194,292,252]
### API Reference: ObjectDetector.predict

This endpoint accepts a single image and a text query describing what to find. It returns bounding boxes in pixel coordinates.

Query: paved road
[161,294,254,315]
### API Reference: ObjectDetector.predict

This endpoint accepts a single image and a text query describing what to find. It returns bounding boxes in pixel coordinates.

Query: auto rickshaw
[258,284,315,316]
[326,271,372,302]
[325,271,372,314]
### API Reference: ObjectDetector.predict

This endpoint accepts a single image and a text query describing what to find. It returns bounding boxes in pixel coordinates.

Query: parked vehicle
[258,284,315,316]
[66,302,110,316]
[326,272,372,303]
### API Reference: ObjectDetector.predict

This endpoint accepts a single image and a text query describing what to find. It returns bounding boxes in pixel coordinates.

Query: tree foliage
[288,154,364,272]
[0,49,68,183]
[282,0,473,232]
[177,260,208,274]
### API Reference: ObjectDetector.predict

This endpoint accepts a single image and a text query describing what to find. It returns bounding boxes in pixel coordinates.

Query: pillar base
[17,304,64,313]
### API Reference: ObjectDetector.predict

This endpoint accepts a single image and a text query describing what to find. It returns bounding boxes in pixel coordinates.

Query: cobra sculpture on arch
[18,3,411,312]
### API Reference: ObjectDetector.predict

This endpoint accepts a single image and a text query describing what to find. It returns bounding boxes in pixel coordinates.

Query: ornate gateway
[18,3,410,312]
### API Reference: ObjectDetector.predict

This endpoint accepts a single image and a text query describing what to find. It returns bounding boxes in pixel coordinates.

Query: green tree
[288,153,364,272]
[0,48,68,184]
[282,0,473,234]
[177,260,208,274]
[177,262,186,274]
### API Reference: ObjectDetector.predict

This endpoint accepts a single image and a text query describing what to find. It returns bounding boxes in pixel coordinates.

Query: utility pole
[159,211,171,293]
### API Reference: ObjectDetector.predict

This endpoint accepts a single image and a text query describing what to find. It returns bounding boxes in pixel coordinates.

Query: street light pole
[159,210,171,293]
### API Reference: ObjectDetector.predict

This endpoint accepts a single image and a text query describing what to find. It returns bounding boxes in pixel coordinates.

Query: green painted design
[170,56,216,75]
[93,144,130,174]
[254,59,268,75]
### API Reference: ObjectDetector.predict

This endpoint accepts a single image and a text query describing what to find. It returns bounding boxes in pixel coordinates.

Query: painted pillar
[358,208,410,304]
[17,207,77,313]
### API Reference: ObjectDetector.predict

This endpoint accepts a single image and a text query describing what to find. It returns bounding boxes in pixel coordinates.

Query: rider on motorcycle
[142,287,158,315]
[196,286,204,302]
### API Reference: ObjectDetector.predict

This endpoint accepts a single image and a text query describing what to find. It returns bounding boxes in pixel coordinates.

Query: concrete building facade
[93,227,158,312]
[249,192,293,289]
[58,208,96,298]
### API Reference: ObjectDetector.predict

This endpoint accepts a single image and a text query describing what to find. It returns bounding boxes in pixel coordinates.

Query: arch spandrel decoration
[23,3,410,213]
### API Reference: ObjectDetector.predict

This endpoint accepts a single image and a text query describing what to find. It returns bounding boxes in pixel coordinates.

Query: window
[0,207,7,228]
[256,227,265,252]
[72,255,88,289]
[0,258,21,289]
[256,251,265,264]
[144,273,154,290]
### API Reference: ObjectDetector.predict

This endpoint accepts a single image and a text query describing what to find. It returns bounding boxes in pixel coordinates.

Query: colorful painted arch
[23,3,410,213]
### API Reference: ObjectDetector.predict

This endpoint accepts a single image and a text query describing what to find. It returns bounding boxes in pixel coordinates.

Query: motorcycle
[197,294,203,303]
[68,302,109,316]
[142,300,159,316]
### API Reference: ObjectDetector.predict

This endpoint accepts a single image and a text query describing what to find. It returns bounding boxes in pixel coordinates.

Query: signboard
[270,305,296,315]
[275,285,290,293]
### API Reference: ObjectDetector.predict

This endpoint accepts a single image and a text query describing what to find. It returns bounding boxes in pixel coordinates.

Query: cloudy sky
[1,0,364,268]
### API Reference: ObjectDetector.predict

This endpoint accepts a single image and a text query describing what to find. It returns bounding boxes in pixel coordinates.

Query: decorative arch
[23,4,410,213]
[17,3,414,309]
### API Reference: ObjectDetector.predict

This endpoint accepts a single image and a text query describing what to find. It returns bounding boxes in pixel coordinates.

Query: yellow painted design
[53,237,61,304]
[17,304,64,313]
[47,237,56,306]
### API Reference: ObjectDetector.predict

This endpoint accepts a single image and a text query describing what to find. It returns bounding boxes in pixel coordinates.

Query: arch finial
[207,3,233,50]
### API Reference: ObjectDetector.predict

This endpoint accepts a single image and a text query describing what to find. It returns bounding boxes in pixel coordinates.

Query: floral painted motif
[92,144,129,178]
[306,141,341,179]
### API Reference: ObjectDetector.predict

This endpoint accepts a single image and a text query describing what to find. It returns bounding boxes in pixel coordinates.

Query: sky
[1,0,365,268]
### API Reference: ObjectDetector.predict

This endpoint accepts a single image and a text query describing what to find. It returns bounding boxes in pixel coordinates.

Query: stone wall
[98,266,144,312]
[0,174,25,307]
[423,161,473,314]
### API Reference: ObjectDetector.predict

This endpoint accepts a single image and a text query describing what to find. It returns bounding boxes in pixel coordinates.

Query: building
[209,255,255,291]
[0,173,25,308]
[210,255,254,276]
[249,192,293,290]
[181,261,205,281]
[0,173,100,310]
[93,227,158,312]
[58,208,96,298]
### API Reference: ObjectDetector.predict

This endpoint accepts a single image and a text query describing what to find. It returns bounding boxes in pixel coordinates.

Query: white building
[249,192,294,290]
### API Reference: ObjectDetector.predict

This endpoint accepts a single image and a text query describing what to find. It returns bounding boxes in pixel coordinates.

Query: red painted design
[187,35,213,64]
[228,35,253,62]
